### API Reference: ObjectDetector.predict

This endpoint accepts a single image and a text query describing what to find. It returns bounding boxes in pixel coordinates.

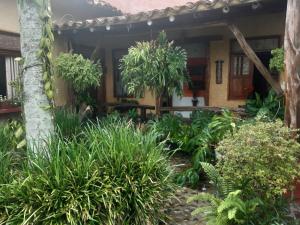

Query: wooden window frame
[0,51,21,110]
[112,49,132,98]
[228,35,281,100]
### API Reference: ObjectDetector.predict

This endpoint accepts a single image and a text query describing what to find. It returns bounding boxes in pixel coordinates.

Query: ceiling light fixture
[251,1,261,10]
[222,5,230,14]
[169,15,175,22]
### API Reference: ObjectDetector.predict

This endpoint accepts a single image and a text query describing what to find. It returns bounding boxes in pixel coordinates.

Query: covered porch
[53,0,286,117]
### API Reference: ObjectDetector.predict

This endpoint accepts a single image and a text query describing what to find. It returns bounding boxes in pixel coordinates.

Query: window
[0,55,19,101]
[112,49,129,98]
[188,64,207,90]
[232,55,250,76]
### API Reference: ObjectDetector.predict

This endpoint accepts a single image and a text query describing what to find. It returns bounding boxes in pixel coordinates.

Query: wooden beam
[228,24,283,95]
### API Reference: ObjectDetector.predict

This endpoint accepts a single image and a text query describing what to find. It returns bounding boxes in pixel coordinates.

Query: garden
[0,30,299,225]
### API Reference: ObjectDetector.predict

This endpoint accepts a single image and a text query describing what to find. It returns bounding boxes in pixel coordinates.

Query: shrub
[0,118,174,225]
[55,53,102,107]
[120,31,187,98]
[216,120,300,200]
[55,53,102,93]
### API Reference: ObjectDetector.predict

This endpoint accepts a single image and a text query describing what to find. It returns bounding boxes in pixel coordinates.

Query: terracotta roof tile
[55,0,262,30]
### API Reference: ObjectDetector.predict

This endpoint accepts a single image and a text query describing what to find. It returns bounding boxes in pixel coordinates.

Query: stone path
[163,187,206,225]
[162,154,207,225]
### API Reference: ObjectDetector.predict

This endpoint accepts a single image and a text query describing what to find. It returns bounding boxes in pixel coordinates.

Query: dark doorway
[251,52,274,99]
[0,56,7,97]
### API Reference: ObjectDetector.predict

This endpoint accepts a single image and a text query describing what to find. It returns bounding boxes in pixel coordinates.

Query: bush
[55,53,102,93]
[55,53,102,107]
[216,120,300,200]
[0,118,174,225]
[120,31,187,98]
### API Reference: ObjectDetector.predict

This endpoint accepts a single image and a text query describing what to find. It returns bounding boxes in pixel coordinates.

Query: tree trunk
[17,0,54,149]
[228,24,283,95]
[156,95,162,117]
[284,0,300,129]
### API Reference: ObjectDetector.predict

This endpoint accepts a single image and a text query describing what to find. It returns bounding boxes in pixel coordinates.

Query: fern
[188,190,261,225]
[200,162,234,198]
[188,163,262,225]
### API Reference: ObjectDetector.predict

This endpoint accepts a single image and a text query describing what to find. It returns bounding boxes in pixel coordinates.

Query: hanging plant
[269,47,284,73]
[54,53,103,106]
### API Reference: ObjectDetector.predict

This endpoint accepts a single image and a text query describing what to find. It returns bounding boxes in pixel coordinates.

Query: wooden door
[229,54,254,100]
[183,58,209,104]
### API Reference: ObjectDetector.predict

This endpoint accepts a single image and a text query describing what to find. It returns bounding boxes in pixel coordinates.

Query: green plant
[54,108,82,138]
[217,120,300,200]
[55,53,102,93]
[246,90,284,120]
[188,190,261,225]
[0,118,174,225]
[270,48,284,73]
[150,114,184,148]
[127,108,139,122]
[55,53,102,106]
[120,31,187,113]
[208,109,237,144]
[0,122,26,184]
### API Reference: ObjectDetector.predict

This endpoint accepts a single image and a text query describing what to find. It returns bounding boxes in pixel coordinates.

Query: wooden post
[284,0,300,130]
[155,95,161,117]
[228,24,283,96]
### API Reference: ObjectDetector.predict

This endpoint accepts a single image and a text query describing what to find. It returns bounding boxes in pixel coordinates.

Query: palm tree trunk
[17,0,54,150]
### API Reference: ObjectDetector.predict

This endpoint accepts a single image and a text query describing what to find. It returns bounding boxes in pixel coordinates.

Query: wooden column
[284,0,300,130]
[228,24,283,95]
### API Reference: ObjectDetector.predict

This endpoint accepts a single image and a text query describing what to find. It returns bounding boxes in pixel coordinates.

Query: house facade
[0,0,287,116]
[0,0,120,116]
[54,0,287,115]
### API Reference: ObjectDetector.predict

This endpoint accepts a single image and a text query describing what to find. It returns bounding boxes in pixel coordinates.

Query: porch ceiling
[54,0,274,31]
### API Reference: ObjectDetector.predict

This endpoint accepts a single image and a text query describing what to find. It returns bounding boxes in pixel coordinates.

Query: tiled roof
[90,0,201,14]
[54,0,261,30]
[85,0,123,14]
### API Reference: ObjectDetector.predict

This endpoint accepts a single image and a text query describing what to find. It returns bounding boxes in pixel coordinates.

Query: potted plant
[0,95,11,108]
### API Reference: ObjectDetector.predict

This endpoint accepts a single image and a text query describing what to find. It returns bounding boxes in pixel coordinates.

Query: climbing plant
[16,0,55,149]
[18,0,55,107]
[269,48,284,73]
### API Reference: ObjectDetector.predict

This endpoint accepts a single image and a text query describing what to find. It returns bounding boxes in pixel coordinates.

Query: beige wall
[0,0,19,33]
[53,35,70,106]
[209,13,285,108]
[55,12,286,109]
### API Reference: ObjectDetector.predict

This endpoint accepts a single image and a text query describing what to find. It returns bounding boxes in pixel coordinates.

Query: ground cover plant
[150,109,237,187]
[0,117,174,225]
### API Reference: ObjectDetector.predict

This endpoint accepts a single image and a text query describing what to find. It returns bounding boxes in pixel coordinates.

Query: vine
[17,0,55,108]
[37,0,55,108]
